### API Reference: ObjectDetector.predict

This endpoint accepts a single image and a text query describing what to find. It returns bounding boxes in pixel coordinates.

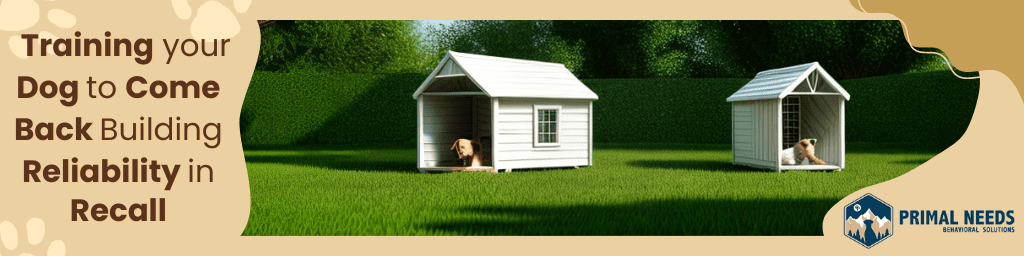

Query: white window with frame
[533,105,561,147]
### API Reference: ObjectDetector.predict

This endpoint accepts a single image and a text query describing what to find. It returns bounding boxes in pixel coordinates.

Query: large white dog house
[413,51,598,173]
[727,62,849,172]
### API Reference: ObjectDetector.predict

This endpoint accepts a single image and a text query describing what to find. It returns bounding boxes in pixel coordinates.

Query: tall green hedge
[242,72,421,145]
[587,72,979,145]
[841,72,978,145]
[241,71,978,146]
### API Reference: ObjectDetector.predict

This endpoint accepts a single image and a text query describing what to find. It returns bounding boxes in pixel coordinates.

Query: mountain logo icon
[844,193,893,248]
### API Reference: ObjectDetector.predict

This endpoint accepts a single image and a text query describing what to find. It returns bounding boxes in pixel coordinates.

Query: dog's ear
[451,140,459,151]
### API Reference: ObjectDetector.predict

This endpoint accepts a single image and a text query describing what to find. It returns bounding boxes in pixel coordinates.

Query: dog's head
[451,139,477,160]
[795,138,817,159]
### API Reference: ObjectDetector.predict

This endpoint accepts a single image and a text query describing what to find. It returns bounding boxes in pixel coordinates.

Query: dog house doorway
[418,93,495,172]
[780,94,843,170]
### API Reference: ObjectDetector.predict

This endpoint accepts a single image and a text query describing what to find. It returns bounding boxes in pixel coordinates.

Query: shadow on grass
[421,197,837,236]
[846,142,946,154]
[595,143,731,151]
[888,158,933,165]
[627,159,767,173]
[244,145,417,173]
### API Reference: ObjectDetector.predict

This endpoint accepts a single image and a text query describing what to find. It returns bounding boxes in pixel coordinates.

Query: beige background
[0,0,1019,255]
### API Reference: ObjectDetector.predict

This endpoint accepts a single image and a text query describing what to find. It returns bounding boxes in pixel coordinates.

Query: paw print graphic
[171,0,251,40]
[0,218,66,256]
[0,0,78,58]
[2,0,250,59]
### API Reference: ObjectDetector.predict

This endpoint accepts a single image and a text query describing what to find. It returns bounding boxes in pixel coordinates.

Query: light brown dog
[451,139,483,167]
[782,139,828,165]
[795,139,827,165]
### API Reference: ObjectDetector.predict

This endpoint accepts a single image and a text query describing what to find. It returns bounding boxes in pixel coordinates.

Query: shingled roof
[726,62,849,102]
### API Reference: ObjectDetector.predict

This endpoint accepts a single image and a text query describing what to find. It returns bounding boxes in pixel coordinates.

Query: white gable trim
[812,64,850,100]
[777,63,849,101]
[412,52,491,99]
[778,63,824,99]
[411,53,451,99]
[413,51,597,100]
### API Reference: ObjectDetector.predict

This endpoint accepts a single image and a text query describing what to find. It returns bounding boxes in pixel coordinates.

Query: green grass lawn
[242,143,941,236]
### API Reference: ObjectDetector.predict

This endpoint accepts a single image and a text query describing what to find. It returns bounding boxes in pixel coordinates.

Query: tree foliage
[253,20,950,79]
[425,21,589,76]
[424,20,948,79]
[257,20,431,73]
[693,20,947,79]
[427,20,700,79]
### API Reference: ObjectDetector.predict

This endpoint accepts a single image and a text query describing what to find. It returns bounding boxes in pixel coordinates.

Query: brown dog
[795,139,827,165]
[451,139,483,167]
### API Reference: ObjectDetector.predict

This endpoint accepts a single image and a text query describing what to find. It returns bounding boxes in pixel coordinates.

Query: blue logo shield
[844,193,893,248]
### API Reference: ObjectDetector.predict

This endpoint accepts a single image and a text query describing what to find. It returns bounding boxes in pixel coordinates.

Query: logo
[844,193,893,248]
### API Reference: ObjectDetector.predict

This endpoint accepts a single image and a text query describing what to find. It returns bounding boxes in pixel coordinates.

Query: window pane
[536,108,559,144]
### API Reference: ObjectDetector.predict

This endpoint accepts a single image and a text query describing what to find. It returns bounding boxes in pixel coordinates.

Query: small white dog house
[727,62,849,172]
[413,51,598,173]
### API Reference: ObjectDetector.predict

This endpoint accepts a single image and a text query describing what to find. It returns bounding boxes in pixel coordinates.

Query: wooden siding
[733,103,753,161]
[495,98,591,170]
[732,99,779,169]
[417,97,423,169]
[799,95,844,167]
[473,96,492,165]
[840,100,845,169]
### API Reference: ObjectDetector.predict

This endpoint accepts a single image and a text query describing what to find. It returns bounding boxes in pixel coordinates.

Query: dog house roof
[412,51,599,100]
[726,62,850,102]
